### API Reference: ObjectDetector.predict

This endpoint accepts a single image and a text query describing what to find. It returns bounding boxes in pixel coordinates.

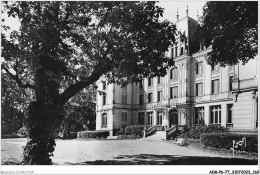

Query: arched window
[170,67,178,80]
[180,47,184,55]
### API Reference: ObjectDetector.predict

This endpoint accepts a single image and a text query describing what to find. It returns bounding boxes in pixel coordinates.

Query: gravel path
[1,138,254,165]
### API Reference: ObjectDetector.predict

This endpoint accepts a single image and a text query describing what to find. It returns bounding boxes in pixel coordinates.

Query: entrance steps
[141,131,166,141]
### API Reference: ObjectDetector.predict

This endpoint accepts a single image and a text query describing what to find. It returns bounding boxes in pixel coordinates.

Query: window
[138,112,145,125]
[229,76,233,91]
[170,67,178,80]
[139,94,144,104]
[210,105,221,124]
[103,81,106,90]
[121,112,127,127]
[175,46,178,57]
[196,62,203,74]
[103,95,106,105]
[196,83,203,96]
[195,107,204,125]
[148,92,153,103]
[157,90,162,102]
[157,111,163,125]
[148,77,153,86]
[147,112,153,125]
[122,87,127,105]
[140,79,144,89]
[101,113,107,127]
[211,79,220,94]
[171,48,174,58]
[212,65,219,71]
[170,86,178,99]
[158,77,161,84]
[227,104,233,123]
[180,47,184,55]
[257,99,258,128]
[121,95,127,105]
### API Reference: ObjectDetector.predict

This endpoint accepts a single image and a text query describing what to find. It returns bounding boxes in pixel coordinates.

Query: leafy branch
[2,65,36,90]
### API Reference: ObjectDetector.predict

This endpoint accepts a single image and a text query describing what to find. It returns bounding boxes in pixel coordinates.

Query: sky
[2,1,207,32]
[158,1,207,23]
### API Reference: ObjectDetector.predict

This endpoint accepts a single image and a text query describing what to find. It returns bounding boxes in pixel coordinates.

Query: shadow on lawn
[65,154,258,165]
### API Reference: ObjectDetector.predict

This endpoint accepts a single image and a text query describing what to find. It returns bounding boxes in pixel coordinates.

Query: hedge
[117,125,144,137]
[118,135,140,140]
[201,132,258,153]
[77,131,109,139]
[178,125,228,139]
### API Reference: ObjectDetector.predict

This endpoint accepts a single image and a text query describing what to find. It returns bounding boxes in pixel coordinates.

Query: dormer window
[103,81,106,90]
[148,77,153,86]
[175,46,178,57]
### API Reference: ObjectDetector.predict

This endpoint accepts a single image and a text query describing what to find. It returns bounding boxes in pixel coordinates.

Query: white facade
[95,16,258,135]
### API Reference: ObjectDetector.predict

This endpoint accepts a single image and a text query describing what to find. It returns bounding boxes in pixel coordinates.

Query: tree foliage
[200,1,258,66]
[1,1,176,164]
[58,86,96,138]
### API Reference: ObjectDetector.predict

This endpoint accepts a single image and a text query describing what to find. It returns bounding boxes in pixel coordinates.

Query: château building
[95,10,258,136]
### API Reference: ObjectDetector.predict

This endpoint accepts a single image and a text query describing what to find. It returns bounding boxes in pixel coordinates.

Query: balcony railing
[228,91,233,98]
[196,74,203,78]
[226,123,233,129]
[101,125,107,128]
[195,96,204,102]
[210,93,220,100]
[170,78,178,83]
[211,69,220,74]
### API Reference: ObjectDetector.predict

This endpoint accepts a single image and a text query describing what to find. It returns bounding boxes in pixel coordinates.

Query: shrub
[17,126,29,136]
[116,125,145,137]
[201,132,258,153]
[113,129,120,136]
[116,128,125,136]
[124,125,145,137]
[178,125,228,139]
[77,131,109,139]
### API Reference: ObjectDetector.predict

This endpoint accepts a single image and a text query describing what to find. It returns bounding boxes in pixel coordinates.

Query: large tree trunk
[22,101,58,165]
[22,54,61,165]
[21,54,107,164]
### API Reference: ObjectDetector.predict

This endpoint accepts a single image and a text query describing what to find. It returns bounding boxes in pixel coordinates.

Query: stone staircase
[141,131,167,141]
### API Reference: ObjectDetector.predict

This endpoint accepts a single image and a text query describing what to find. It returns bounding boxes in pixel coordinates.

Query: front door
[169,109,178,127]
[157,111,163,125]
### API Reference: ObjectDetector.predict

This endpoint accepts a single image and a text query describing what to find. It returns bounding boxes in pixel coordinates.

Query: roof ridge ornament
[186,3,189,17]
[177,8,179,21]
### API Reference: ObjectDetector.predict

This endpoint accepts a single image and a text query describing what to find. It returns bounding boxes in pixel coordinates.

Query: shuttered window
[170,67,178,80]
[122,87,127,104]
[101,113,107,127]
[211,79,220,94]
[196,83,203,96]
[170,86,178,99]
[138,112,145,125]
[148,92,153,103]
[196,62,203,74]
[121,112,127,127]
